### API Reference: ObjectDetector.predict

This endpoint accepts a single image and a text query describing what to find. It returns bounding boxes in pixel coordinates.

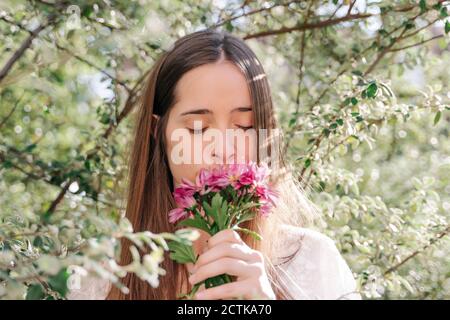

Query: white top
[273,225,361,300]
[67,225,361,300]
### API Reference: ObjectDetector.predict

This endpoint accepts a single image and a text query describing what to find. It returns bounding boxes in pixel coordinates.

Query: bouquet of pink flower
[167,162,279,299]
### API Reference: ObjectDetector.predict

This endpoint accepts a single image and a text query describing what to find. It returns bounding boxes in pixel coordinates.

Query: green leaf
[212,193,227,230]
[319,181,326,190]
[403,21,415,30]
[235,212,256,225]
[26,284,45,300]
[168,240,197,264]
[366,82,378,98]
[99,113,111,124]
[178,216,211,235]
[445,21,450,34]
[288,117,296,127]
[81,6,93,18]
[225,21,234,32]
[432,3,442,10]
[1,160,13,169]
[202,201,218,224]
[304,158,311,168]
[23,143,37,153]
[203,193,228,231]
[233,226,262,241]
[433,111,441,126]
[48,268,70,298]
[204,274,232,289]
[419,0,426,13]
[351,97,358,105]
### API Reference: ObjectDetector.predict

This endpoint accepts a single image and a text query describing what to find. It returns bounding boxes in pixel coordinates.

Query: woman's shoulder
[277,223,349,270]
[276,224,361,300]
[277,224,338,255]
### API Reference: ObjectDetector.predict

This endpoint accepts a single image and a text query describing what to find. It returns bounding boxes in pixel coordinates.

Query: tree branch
[214,0,300,28]
[0,15,132,92]
[0,14,57,84]
[243,12,373,40]
[283,1,314,152]
[0,93,25,130]
[388,34,444,53]
[384,225,450,276]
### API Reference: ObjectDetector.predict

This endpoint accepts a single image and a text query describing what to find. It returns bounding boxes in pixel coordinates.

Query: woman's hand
[188,229,276,300]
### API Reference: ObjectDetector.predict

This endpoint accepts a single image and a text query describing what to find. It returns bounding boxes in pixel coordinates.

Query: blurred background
[0,0,449,299]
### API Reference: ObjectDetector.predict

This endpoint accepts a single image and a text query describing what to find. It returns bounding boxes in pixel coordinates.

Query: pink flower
[254,163,270,183]
[227,164,246,189]
[195,169,211,187]
[174,194,196,208]
[259,202,273,218]
[239,164,256,186]
[211,167,230,188]
[196,166,229,194]
[173,182,197,209]
[179,178,199,194]
[169,162,279,225]
[255,185,279,207]
[168,208,190,224]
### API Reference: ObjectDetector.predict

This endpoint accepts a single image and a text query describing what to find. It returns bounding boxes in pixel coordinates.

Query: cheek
[235,132,257,164]
[165,128,196,184]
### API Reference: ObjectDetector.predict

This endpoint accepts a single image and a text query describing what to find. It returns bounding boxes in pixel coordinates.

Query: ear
[151,114,160,138]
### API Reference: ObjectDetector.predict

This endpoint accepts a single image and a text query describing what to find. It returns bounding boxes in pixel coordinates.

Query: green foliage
[167,240,197,264]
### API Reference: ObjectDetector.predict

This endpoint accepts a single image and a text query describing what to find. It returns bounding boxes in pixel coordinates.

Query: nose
[211,130,236,165]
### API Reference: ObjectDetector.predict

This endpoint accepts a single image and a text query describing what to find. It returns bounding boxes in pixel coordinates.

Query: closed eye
[236,125,253,131]
[187,127,209,134]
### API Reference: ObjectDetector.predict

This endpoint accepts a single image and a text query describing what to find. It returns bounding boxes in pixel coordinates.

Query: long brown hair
[107,29,320,300]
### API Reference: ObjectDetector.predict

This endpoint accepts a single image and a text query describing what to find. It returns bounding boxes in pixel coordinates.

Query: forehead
[173,60,251,111]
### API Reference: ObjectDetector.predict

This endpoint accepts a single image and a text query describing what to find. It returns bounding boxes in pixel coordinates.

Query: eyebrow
[180,106,252,116]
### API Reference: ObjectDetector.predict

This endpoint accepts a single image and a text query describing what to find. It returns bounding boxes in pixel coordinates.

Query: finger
[195,242,260,271]
[207,229,243,249]
[194,280,252,300]
[189,257,258,285]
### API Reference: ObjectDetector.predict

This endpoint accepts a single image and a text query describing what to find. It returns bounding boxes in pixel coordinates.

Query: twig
[214,0,300,28]
[0,15,132,92]
[0,14,57,84]
[347,0,356,15]
[283,1,314,152]
[55,44,132,92]
[243,12,372,40]
[0,93,25,129]
[383,225,450,276]
[388,34,444,52]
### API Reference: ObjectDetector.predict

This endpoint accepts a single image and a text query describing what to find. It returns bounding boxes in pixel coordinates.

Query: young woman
[68,29,361,300]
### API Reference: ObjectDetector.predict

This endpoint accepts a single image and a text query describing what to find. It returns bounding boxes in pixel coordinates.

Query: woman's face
[164,60,257,185]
